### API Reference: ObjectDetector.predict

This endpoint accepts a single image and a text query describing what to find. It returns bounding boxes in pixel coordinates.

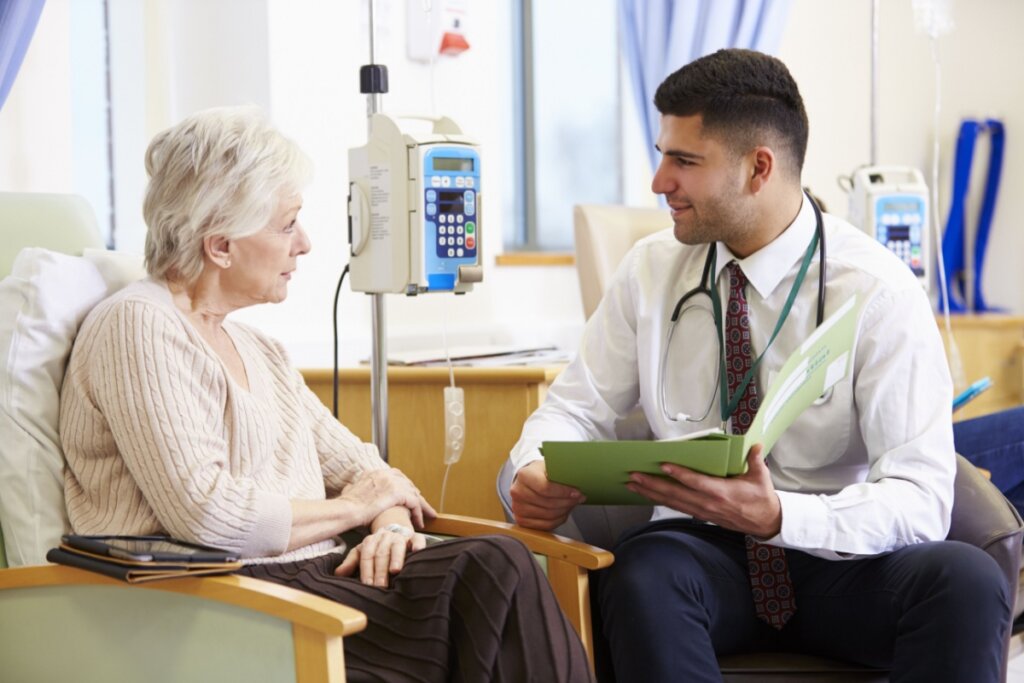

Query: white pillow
[82,247,149,287]
[0,247,145,566]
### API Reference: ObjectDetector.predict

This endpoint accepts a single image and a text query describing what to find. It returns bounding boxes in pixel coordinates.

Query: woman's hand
[334,525,428,586]
[339,467,437,528]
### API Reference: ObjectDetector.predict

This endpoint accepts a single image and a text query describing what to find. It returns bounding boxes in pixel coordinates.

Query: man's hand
[510,460,584,530]
[625,444,783,538]
[334,526,428,587]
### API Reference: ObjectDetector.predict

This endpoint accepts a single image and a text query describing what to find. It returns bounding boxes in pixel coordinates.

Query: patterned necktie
[725,261,796,629]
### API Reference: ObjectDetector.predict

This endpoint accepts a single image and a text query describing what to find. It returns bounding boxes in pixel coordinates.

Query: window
[70,0,114,247]
[504,0,622,252]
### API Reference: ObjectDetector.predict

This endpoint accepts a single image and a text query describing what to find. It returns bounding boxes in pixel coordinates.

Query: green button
[466,222,475,234]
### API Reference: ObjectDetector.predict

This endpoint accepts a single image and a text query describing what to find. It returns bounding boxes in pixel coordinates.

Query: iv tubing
[928,34,966,390]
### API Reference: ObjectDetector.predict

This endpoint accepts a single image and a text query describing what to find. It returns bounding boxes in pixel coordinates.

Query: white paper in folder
[378,345,567,367]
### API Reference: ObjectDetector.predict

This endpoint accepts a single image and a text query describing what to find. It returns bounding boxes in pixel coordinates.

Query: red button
[440,32,470,56]
[466,236,475,249]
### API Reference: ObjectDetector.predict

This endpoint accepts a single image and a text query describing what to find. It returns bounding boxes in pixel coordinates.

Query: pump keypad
[427,185,477,258]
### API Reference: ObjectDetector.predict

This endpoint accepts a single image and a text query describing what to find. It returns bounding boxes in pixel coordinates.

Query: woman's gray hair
[142,106,312,284]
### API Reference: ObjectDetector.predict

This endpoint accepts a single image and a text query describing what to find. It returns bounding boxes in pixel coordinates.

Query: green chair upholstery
[0,192,103,278]
[0,565,366,683]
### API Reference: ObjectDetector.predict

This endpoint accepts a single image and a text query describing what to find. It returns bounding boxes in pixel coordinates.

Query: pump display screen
[438,190,465,214]
[885,225,911,241]
[432,157,474,172]
[880,200,920,213]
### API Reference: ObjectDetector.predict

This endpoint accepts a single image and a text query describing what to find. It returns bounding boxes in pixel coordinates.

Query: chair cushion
[0,192,102,279]
[718,652,888,682]
[0,247,145,566]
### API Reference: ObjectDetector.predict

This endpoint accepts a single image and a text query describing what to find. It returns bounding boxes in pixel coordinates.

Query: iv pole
[362,0,390,461]
[870,0,879,166]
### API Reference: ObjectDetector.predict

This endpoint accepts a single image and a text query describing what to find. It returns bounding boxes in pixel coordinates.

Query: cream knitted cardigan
[60,279,386,562]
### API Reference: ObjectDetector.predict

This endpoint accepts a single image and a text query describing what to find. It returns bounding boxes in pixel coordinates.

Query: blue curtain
[620,0,792,171]
[0,0,46,112]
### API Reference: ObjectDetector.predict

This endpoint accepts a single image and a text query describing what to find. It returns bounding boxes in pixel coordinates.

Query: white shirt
[510,198,956,559]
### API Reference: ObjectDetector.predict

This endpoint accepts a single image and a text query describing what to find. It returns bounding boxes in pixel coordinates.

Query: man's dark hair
[654,49,809,176]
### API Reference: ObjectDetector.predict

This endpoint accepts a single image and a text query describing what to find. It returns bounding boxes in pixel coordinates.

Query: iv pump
[348,113,483,295]
[845,165,930,289]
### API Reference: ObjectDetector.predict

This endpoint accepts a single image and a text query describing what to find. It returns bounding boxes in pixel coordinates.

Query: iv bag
[911,0,954,38]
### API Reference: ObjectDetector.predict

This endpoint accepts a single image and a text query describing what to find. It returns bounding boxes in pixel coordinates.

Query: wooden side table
[301,366,563,521]
[939,315,1024,421]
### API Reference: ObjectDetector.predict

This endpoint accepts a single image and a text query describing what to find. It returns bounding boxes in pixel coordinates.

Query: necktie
[725,261,796,629]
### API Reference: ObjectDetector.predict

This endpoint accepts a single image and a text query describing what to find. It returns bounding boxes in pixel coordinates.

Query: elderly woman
[59,107,591,682]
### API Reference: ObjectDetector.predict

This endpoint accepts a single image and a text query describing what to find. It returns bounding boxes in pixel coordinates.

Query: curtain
[620,0,792,171]
[0,0,46,112]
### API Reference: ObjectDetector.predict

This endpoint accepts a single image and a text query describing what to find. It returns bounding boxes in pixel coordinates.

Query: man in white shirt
[508,48,1010,682]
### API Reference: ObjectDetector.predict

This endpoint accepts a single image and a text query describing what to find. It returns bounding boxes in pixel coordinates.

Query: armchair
[573,203,668,320]
[0,192,611,681]
[497,455,1024,682]
[0,522,608,683]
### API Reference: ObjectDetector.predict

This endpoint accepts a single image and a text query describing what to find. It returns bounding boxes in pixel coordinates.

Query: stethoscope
[658,191,828,428]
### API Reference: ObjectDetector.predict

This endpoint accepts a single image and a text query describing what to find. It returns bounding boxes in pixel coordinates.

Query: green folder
[542,293,862,505]
[543,432,746,505]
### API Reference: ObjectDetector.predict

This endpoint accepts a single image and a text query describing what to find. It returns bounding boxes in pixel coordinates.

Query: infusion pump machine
[348,113,483,294]
[847,165,929,289]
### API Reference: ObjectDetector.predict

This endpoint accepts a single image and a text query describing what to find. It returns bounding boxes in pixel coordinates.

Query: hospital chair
[574,203,668,320]
[0,192,611,682]
[493,203,1024,682]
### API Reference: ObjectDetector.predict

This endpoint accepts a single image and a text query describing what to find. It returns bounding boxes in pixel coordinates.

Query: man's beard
[671,194,753,247]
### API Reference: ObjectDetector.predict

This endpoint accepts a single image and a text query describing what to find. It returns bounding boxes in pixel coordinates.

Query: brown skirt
[239,534,593,683]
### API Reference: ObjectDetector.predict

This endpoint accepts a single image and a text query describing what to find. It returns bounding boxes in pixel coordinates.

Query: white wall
[235,0,587,367]
[3,0,1024,367]
[779,0,1024,312]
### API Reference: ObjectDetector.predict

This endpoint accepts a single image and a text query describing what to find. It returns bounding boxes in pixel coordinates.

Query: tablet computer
[61,535,239,563]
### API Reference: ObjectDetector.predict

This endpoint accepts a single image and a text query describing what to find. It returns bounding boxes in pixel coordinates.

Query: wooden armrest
[424,513,613,570]
[0,563,366,637]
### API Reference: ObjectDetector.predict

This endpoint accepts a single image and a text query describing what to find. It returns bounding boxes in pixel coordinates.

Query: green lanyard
[709,227,821,426]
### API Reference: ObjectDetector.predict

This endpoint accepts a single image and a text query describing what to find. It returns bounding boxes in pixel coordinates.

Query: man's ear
[748,146,776,195]
[204,234,232,269]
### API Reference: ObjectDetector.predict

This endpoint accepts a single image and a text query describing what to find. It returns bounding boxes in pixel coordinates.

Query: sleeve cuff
[773,490,831,550]
[239,490,293,558]
[512,449,544,477]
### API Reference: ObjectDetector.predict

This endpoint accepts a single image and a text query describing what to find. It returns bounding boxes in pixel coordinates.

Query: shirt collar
[713,195,817,299]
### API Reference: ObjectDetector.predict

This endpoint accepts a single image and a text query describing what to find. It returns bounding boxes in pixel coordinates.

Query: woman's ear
[204,234,232,269]
[748,146,776,194]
